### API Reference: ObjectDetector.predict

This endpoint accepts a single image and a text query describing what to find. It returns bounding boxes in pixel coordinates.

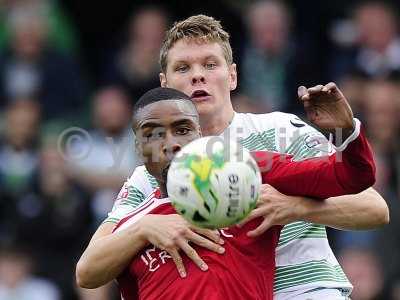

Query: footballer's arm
[76,215,224,288]
[76,222,146,288]
[245,185,389,237]
[295,83,389,229]
[299,187,389,230]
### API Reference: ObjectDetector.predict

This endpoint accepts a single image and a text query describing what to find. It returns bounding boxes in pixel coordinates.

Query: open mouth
[190,90,211,101]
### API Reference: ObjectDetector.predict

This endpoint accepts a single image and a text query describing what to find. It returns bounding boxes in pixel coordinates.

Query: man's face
[93,88,131,135]
[160,40,237,118]
[135,100,201,184]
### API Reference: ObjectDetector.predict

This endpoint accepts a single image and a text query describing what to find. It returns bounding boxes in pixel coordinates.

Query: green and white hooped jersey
[107,112,353,296]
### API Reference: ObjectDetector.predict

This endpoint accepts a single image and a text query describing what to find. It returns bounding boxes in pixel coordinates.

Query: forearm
[261,121,375,199]
[298,187,389,230]
[76,222,148,288]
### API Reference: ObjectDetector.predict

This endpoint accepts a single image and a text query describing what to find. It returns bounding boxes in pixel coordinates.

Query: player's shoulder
[234,111,316,133]
[126,165,147,185]
[126,164,158,190]
[113,190,168,233]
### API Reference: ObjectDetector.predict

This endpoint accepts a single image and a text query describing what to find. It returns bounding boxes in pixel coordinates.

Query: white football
[167,136,261,229]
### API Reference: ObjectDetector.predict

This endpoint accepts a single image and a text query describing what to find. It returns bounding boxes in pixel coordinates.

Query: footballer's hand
[138,214,225,278]
[239,184,305,237]
[298,82,354,140]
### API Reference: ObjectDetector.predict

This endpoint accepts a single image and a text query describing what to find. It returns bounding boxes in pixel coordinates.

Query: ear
[229,63,237,91]
[160,72,167,87]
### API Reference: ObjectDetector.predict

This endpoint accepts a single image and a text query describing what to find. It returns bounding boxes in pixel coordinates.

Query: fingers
[299,82,339,98]
[247,218,273,237]
[177,243,205,269]
[322,82,337,92]
[297,86,307,98]
[261,184,278,194]
[176,239,209,272]
[237,206,268,227]
[307,85,324,94]
[186,230,225,254]
[298,86,312,101]
[193,228,224,245]
[169,248,187,278]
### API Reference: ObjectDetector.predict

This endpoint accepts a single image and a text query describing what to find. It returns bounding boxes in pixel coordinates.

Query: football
[167,136,261,229]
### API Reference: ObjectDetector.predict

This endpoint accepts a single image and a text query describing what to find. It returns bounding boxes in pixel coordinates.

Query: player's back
[114,193,280,300]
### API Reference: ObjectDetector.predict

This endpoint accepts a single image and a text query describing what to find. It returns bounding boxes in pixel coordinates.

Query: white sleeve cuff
[329,118,361,152]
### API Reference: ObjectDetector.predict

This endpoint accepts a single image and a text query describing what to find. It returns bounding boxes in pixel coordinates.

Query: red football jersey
[114,127,375,300]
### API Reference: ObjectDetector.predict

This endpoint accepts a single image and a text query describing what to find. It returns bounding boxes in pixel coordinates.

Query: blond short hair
[159,14,233,73]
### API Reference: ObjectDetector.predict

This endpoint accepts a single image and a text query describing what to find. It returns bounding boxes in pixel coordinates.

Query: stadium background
[0,0,399,299]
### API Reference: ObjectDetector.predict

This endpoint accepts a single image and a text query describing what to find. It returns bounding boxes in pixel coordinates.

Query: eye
[205,62,217,69]
[175,64,189,73]
[143,130,165,140]
[176,127,191,135]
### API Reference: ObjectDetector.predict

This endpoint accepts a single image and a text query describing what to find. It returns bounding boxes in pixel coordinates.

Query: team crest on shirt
[304,132,331,153]
[117,183,130,200]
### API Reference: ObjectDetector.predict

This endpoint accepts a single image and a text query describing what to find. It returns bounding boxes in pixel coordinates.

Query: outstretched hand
[298,82,354,139]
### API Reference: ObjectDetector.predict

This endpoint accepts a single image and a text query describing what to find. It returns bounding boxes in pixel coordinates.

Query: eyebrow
[139,121,163,130]
[170,118,197,127]
[139,117,197,129]
[173,55,220,64]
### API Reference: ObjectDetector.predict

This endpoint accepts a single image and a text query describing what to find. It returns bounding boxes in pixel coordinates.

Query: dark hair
[132,87,197,128]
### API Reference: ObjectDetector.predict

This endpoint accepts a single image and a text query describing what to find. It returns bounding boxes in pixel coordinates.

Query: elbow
[368,194,390,228]
[376,201,390,227]
[75,260,98,289]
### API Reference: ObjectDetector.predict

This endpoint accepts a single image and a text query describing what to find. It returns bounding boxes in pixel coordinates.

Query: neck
[200,107,235,136]
[159,184,168,198]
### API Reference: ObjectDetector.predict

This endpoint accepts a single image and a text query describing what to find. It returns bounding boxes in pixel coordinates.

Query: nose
[162,137,182,158]
[191,66,206,85]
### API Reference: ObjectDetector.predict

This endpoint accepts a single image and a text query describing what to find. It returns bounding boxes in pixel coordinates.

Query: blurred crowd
[0,0,399,300]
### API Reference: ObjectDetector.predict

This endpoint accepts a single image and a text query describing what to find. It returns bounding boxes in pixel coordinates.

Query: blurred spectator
[0,0,79,53]
[363,80,400,196]
[0,245,60,300]
[331,1,400,80]
[332,80,399,253]
[363,80,400,156]
[0,100,41,243]
[0,99,40,196]
[337,75,369,116]
[103,6,168,102]
[339,247,384,300]
[67,86,137,225]
[0,0,87,121]
[3,144,93,299]
[240,0,320,113]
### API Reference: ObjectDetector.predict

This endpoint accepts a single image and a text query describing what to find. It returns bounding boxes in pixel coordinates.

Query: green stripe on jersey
[278,222,327,247]
[144,169,158,189]
[239,129,277,152]
[274,262,349,292]
[285,133,321,161]
[119,186,146,207]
